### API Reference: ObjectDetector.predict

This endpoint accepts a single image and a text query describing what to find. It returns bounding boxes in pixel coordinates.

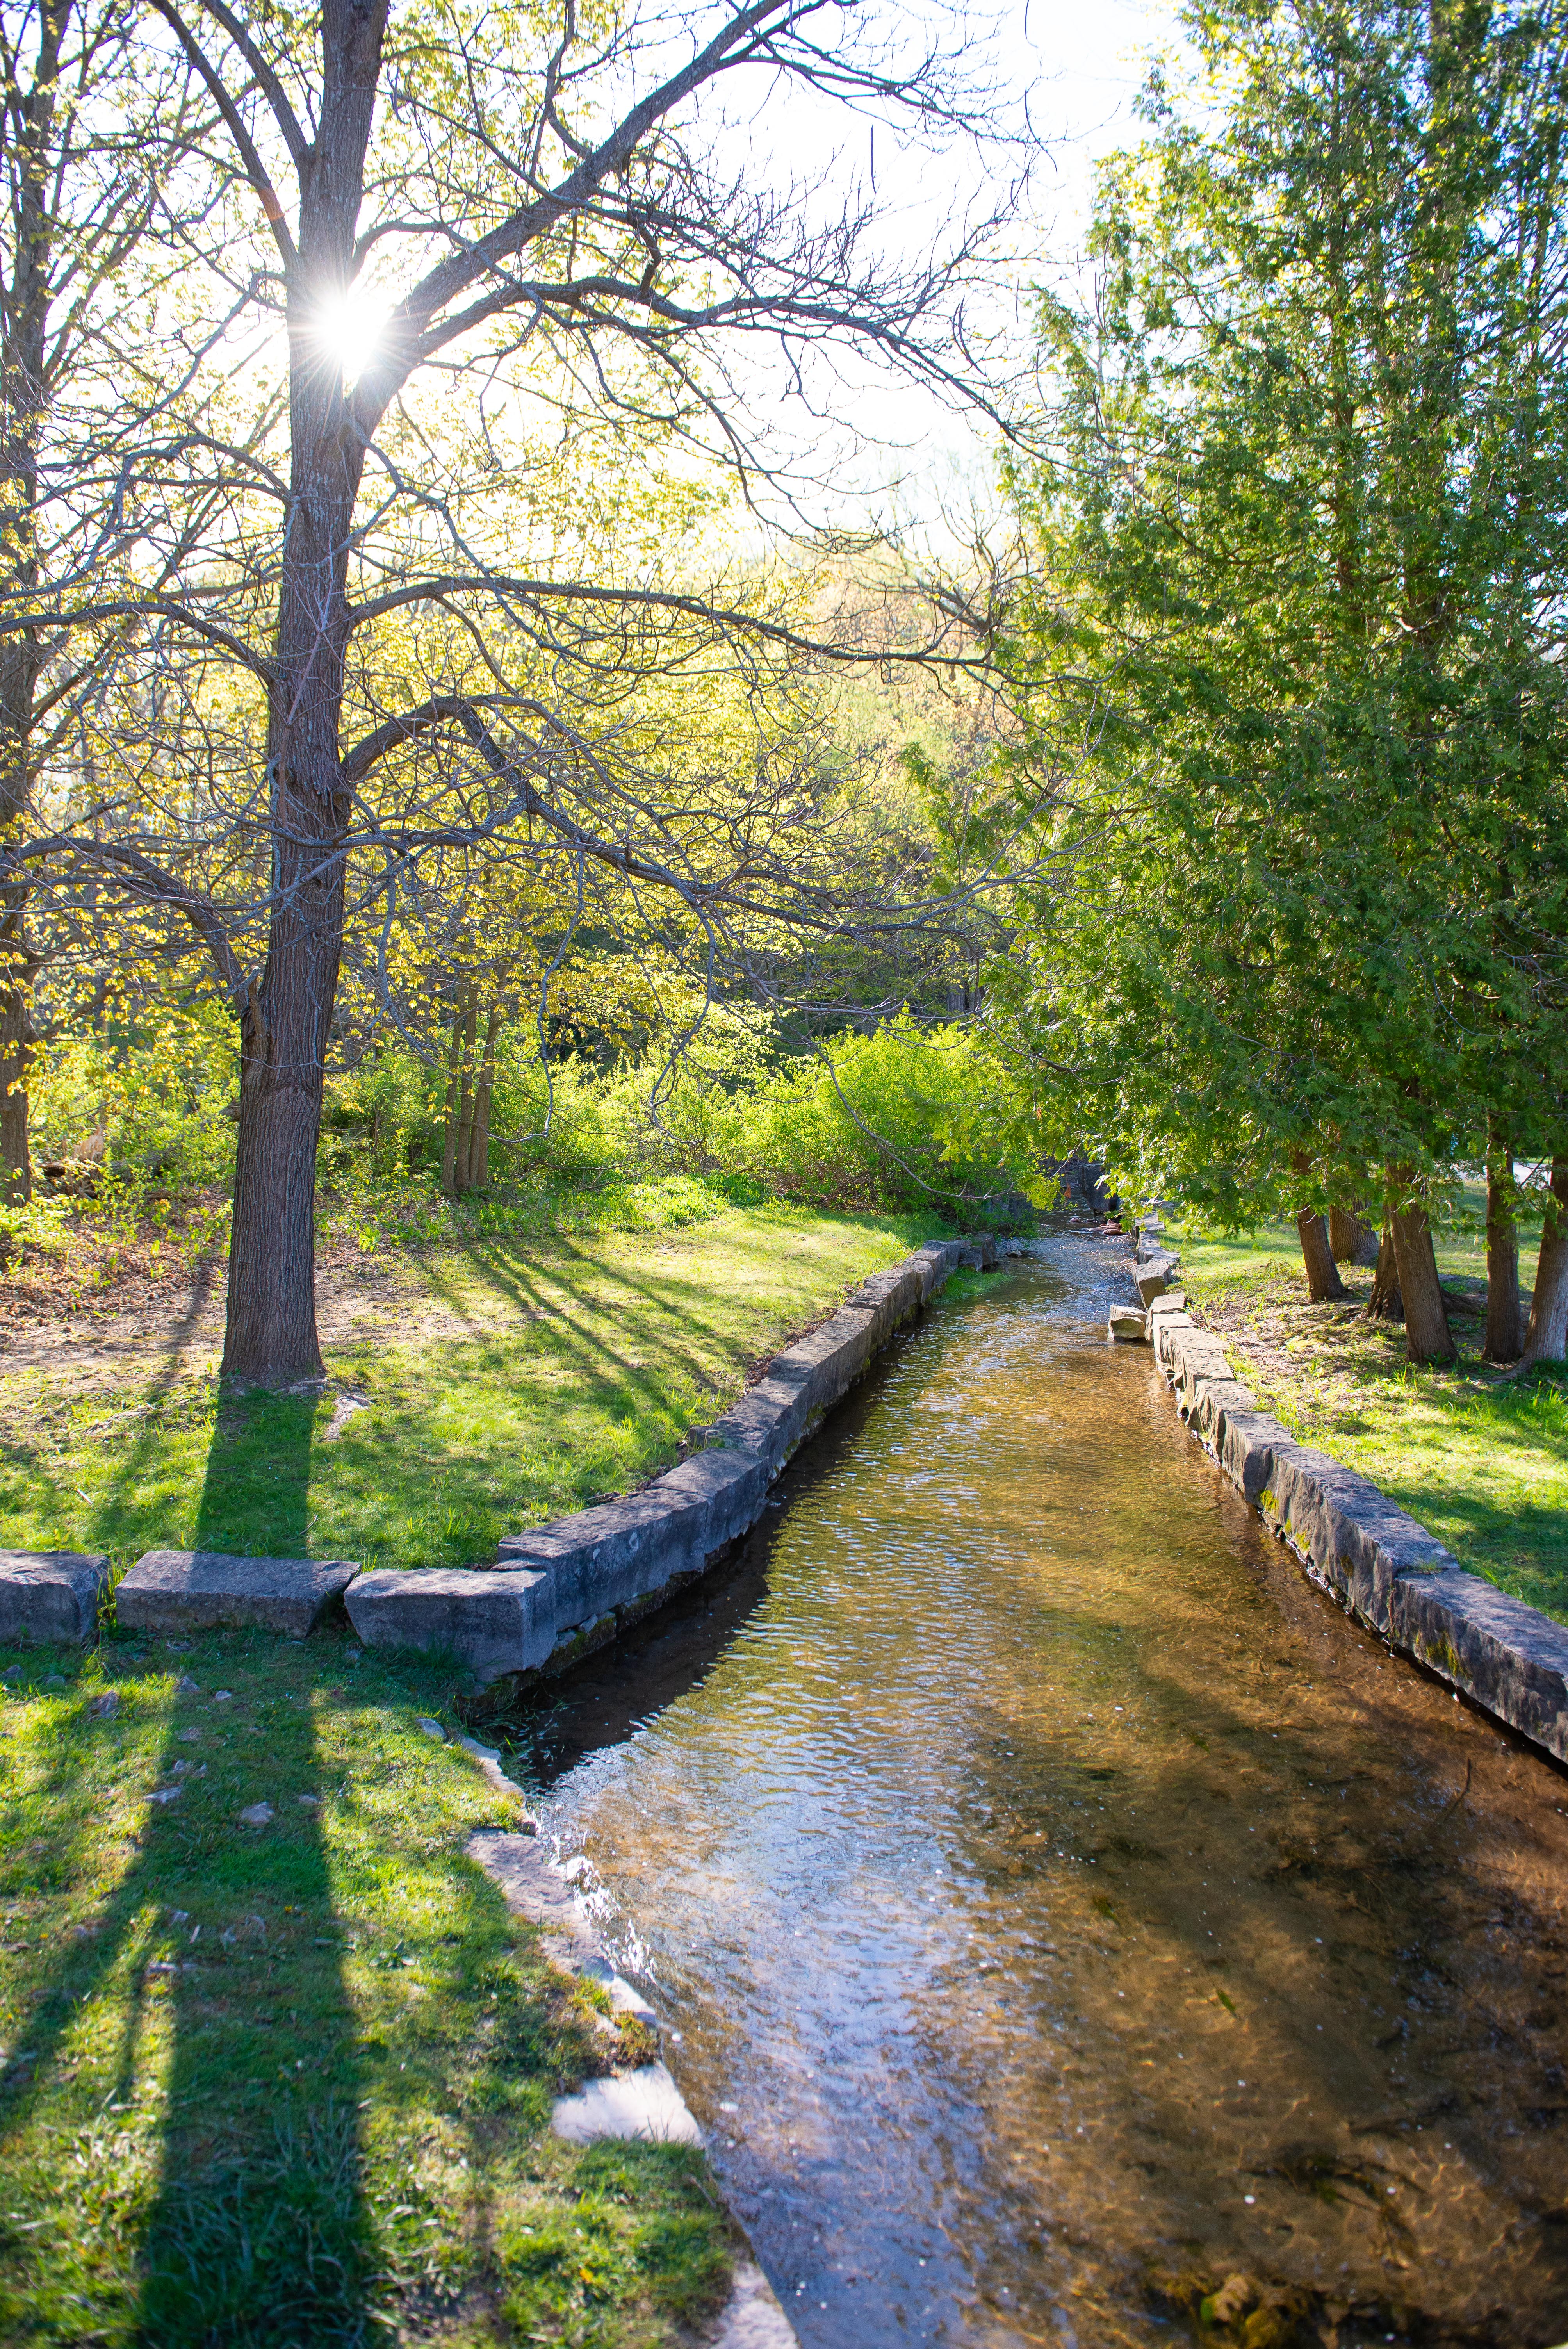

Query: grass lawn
[0,1203,939,1578]
[0,1623,732,2346]
[1168,1212,1568,1627]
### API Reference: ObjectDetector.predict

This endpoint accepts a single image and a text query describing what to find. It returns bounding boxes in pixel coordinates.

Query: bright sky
[702,0,1190,532]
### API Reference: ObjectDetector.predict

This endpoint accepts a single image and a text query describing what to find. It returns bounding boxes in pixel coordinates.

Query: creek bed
[518,1239,1568,2347]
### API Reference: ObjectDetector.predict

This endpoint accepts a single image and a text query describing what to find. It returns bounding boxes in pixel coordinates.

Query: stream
[519,1239,1568,2347]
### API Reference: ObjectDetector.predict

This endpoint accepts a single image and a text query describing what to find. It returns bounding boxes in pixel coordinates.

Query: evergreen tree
[1002,0,1568,1364]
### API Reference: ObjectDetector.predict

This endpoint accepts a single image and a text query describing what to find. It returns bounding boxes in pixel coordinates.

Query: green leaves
[1005,0,1568,1224]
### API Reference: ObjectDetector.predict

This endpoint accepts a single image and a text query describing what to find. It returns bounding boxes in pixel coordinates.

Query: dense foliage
[999,0,1568,1358]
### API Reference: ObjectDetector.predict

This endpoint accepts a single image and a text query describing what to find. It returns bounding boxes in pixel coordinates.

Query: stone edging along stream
[343,1233,992,1688]
[1124,1224,1568,1768]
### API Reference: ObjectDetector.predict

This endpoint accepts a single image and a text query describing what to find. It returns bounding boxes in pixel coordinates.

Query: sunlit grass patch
[0,1203,938,1576]
[0,1627,733,2345]
[1172,1223,1568,1625]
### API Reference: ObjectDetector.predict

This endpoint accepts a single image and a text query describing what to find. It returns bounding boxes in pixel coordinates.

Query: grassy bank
[0,1624,731,2347]
[1170,1219,1568,1627]
[0,1203,940,1576]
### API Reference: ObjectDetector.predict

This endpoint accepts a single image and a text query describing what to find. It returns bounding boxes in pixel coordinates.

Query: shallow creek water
[520,1239,1568,2347]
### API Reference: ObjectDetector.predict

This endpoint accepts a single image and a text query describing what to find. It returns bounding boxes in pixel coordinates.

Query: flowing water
[519,1240,1568,2348]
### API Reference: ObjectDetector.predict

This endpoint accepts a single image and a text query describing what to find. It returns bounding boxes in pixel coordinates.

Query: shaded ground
[1174,1230,1568,1627]
[0,1204,939,1576]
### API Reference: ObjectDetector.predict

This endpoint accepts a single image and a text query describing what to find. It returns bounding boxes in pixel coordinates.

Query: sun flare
[307,283,384,383]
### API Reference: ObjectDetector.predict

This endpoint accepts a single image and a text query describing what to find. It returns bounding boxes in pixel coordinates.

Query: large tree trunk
[1516,1155,1568,1371]
[1483,1139,1524,1363]
[218,0,385,1385]
[1296,1208,1349,1301]
[1366,1225,1403,1321]
[1329,1205,1380,1265]
[1390,1192,1456,1366]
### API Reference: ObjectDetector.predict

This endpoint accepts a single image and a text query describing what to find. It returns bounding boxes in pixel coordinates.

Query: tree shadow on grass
[0,1386,377,2345]
[132,1391,374,2344]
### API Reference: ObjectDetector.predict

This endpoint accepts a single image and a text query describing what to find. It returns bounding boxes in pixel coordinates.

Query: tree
[0,0,194,1199]
[5,0,1015,1380]
[999,0,1568,1367]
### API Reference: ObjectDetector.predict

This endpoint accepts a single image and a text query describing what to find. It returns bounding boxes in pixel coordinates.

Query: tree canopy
[999,0,1568,1362]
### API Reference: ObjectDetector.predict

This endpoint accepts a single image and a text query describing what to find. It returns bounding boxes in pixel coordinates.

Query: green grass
[0,1204,939,1576]
[0,1624,733,2346]
[1169,1216,1568,1627]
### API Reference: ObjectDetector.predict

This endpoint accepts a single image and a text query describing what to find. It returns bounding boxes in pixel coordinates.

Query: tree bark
[440,1005,464,1199]
[1390,1194,1456,1366]
[470,1003,501,1191]
[1296,1208,1349,1301]
[454,993,479,1192]
[1329,1205,1379,1265]
[1366,1225,1403,1321]
[1483,1140,1524,1363]
[217,0,387,1384]
[0,0,69,1206]
[1516,1155,1568,1370]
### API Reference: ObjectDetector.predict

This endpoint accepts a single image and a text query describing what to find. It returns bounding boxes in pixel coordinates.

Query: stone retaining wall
[345,1237,984,1686]
[1135,1229,1568,1766]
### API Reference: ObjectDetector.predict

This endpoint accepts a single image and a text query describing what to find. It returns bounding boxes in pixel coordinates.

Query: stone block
[117,1550,360,1638]
[1389,1570,1568,1766]
[0,1551,110,1645]
[498,1447,769,1633]
[1216,1410,1295,1507]
[346,1565,553,1682]
[1170,1334,1235,1415]
[1188,1376,1257,1449]
[1108,1305,1148,1342]
[1151,1310,1196,1372]
[1262,1447,1458,1633]
[1135,1258,1180,1307]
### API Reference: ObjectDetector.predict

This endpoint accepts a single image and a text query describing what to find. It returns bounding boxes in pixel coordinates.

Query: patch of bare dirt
[0,1207,544,1395]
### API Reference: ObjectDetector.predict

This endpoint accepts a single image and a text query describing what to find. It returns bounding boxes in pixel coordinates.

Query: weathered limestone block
[346,1565,552,1681]
[1151,1310,1196,1372]
[1188,1376,1258,1450]
[551,2064,703,2147]
[1261,1447,1458,1633]
[1216,1410,1297,1507]
[1389,1570,1568,1766]
[498,1446,769,1630]
[0,1551,110,1645]
[1135,1255,1181,1307]
[1170,1334,1235,1416]
[1108,1305,1148,1342]
[118,1550,360,1638]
